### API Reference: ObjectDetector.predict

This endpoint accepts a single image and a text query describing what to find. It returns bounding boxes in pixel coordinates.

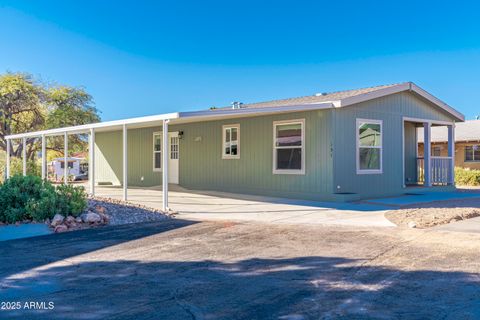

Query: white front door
[168,132,179,184]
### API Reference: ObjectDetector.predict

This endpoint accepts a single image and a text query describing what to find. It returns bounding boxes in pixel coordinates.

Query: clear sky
[1,1,479,120]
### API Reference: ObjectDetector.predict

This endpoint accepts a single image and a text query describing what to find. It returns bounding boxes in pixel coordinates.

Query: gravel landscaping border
[385,197,480,229]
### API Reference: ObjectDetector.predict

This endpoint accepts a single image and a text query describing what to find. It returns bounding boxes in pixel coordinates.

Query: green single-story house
[5,82,465,209]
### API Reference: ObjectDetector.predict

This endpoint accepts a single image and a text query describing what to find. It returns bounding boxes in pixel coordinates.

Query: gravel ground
[88,196,171,226]
[386,197,480,228]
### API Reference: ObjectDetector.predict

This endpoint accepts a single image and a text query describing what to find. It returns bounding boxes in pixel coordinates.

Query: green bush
[455,167,480,186]
[56,184,87,217]
[0,174,87,223]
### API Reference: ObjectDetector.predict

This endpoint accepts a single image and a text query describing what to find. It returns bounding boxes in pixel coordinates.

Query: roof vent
[231,101,243,109]
[315,92,327,97]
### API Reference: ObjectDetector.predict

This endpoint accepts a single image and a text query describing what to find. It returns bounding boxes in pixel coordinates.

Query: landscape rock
[81,211,102,224]
[65,216,76,224]
[95,205,107,214]
[51,214,65,227]
[408,221,417,229]
[75,217,82,223]
[54,224,68,233]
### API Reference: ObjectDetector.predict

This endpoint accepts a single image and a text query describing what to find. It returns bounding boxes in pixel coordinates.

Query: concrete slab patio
[94,185,395,227]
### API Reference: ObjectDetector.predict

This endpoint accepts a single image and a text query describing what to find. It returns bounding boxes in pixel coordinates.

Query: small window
[170,136,179,160]
[465,145,480,162]
[273,119,305,174]
[432,146,442,157]
[60,161,74,169]
[357,119,382,174]
[222,124,240,159]
[153,133,162,171]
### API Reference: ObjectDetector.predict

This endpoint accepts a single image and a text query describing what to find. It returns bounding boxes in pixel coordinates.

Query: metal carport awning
[4,102,334,211]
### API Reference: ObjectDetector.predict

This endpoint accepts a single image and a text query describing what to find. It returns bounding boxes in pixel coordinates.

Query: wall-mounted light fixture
[178,131,184,139]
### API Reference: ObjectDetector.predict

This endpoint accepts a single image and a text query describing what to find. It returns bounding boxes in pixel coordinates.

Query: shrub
[56,184,87,217]
[0,175,87,223]
[455,167,480,186]
[0,175,48,223]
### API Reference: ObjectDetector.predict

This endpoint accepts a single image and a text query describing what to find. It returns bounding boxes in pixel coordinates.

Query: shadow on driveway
[0,219,197,279]
[2,255,480,319]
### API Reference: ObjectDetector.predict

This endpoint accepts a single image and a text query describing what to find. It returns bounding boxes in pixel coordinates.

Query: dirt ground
[1,219,480,319]
[385,197,480,228]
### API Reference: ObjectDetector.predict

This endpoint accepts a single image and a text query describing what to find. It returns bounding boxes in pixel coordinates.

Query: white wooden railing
[417,157,453,185]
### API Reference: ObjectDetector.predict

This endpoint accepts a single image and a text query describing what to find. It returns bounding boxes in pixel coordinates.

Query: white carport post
[6,138,10,179]
[423,122,432,187]
[41,134,46,180]
[64,132,68,184]
[162,119,169,211]
[122,124,128,201]
[447,124,455,185]
[22,137,27,176]
[89,128,95,196]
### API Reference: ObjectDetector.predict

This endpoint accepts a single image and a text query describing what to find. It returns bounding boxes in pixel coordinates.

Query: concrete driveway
[94,185,394,227]
[2,220,480,319]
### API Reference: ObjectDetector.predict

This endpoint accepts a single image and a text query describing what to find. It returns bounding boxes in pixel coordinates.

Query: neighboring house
[418,120,480,170]
[5,82,464,206]
[49,157,83,180]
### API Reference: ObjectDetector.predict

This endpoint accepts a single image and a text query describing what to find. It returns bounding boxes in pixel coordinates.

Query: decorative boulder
[54,224,68,233]
[95,205,107,214]
[51,214,65,227]
[81,211,102,224]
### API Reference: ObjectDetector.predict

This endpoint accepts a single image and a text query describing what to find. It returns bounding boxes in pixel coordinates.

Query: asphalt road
[1,219,480,319]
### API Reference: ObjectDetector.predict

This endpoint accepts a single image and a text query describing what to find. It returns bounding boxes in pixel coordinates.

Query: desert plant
[455,167,480,186]
[0,174,87,223]
[56,184,87,217]
[0,175,49,223]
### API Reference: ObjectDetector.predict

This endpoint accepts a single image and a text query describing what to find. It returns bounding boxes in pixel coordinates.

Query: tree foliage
[0,72,100,160]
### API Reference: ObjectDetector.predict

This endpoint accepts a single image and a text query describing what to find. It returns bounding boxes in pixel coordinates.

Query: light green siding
[95,110,335,200]
[332,92,455,198]
[95,91,458,201]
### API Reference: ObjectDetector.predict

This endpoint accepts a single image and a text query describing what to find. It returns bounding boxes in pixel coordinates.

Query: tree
[45,86,101,154]
[0,73,46,159]
[0,72,101,161]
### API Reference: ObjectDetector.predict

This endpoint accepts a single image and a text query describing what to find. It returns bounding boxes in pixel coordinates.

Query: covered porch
[403,117,455,187]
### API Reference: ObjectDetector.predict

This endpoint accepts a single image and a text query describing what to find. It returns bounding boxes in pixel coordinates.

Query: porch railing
[416,157,453,185]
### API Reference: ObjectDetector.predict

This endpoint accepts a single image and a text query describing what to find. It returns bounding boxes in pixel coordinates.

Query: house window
[170,136,179,160]
[432,146,442,157]
[465,145,480,162]
[273,119,305,174]
[153,133,162,171]
[357,119,382,174]
[60,161,74,169]
[222,124,240,159]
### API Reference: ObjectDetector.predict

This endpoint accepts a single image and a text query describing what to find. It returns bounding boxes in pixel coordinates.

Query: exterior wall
[332,91,456,198]
[95,110,335,201]
[419,142,480,170]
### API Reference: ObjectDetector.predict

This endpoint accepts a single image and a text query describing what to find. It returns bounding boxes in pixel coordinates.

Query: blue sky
[0,1,479,120]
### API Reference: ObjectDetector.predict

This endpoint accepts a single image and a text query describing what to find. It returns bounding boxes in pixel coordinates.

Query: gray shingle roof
[419,120,480,143]
[213,83,402,110]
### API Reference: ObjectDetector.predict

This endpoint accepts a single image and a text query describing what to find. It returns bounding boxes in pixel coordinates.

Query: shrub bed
[455,167,480,186]
[0,175,87,224]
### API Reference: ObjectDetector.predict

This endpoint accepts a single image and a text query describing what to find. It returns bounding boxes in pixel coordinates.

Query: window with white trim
[273,119,305,174]
[465,145,480,162]
[357,119,382,174]
[153,133,162,171]
[222,124,240,159]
